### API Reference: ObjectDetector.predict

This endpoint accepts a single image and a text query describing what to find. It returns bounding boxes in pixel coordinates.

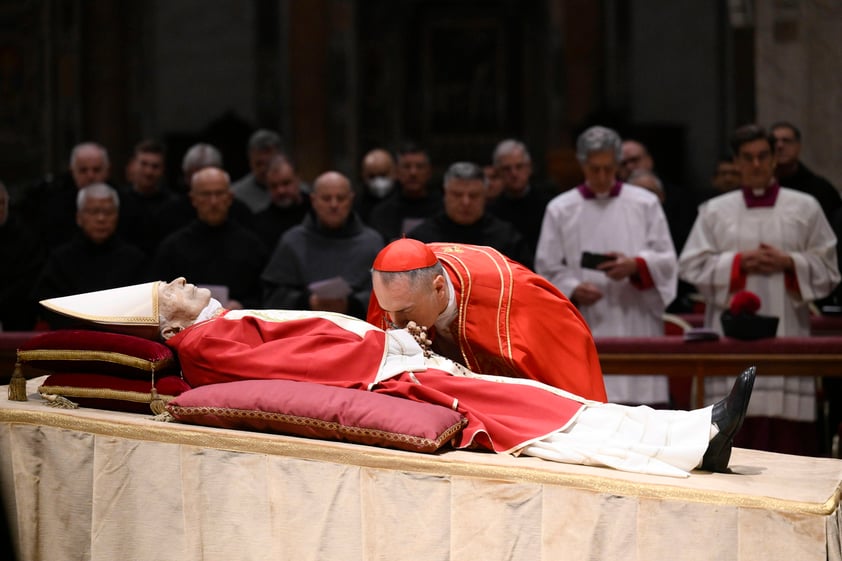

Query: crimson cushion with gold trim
[18,330,176,379]
[166,379,467,453]
[38,372,191,414]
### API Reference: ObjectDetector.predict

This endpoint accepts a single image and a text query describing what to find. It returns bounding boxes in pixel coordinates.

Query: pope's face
[372,272,446,330]
[158,277,212,327]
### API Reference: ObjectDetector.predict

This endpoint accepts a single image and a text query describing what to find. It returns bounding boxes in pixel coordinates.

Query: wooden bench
[675,313,842,335]
[596,336,842,409]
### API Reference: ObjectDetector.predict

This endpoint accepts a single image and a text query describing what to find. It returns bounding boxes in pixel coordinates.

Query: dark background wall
[1,0,838,201]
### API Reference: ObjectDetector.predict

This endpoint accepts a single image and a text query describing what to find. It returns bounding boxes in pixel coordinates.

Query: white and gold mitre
[40,282,161,339]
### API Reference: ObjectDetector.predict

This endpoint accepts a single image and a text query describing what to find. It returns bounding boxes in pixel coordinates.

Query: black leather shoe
[700,366,756,472]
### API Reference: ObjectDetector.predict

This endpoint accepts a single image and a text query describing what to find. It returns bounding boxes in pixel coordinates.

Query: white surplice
[535,184,678,405]
[678,187,840,421]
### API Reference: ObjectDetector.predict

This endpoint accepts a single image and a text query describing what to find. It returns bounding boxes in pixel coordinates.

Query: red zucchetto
[372,238,438,272]
[729,290,762,316]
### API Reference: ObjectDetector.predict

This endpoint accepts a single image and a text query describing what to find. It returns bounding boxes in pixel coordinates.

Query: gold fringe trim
[17,348,174,372]
[149,388,166,415]
[153,411,174,422]
[37,384,177,415]
[168,405,467,452]
[40,393,78,409]
[7,362,27,401]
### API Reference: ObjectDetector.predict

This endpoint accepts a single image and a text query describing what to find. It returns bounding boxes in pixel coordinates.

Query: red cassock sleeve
[168,314,386,389]
[368,244,607,402]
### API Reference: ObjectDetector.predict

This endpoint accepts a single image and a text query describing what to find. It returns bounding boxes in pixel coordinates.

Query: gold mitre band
[40,282,161,338]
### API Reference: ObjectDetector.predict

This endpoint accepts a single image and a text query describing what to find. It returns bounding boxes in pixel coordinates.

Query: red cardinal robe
[367,243,607,401]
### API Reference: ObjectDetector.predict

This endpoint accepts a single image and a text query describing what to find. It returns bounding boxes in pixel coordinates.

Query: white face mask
[367,176,394,198]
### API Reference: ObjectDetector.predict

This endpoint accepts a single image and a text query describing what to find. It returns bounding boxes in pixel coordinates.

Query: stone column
[755,0,842,190]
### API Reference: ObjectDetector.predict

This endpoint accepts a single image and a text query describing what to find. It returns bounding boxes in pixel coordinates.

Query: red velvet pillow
[166,379,467,453]
[18,330,176,379]
[38,372,191,415]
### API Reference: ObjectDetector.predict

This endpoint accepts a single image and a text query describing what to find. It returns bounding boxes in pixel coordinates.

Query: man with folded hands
[40,278,757,478]
[679,124,840,455]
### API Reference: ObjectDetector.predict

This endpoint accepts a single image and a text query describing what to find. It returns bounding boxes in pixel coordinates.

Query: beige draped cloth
[2,378,842,561]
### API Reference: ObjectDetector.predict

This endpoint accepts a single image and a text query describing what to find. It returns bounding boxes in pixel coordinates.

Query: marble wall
[755,0,842,191]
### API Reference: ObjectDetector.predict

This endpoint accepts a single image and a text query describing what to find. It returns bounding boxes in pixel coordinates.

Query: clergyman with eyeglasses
[151,167,269,311]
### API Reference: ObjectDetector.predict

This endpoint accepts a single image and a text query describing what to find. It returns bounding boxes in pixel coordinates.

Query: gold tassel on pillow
[149,387,167,416]
[153,411,174,422]
[7,362,27,401]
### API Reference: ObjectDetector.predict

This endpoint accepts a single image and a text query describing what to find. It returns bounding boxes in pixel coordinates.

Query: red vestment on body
[367,243,607,401]
[167,311,585,453]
